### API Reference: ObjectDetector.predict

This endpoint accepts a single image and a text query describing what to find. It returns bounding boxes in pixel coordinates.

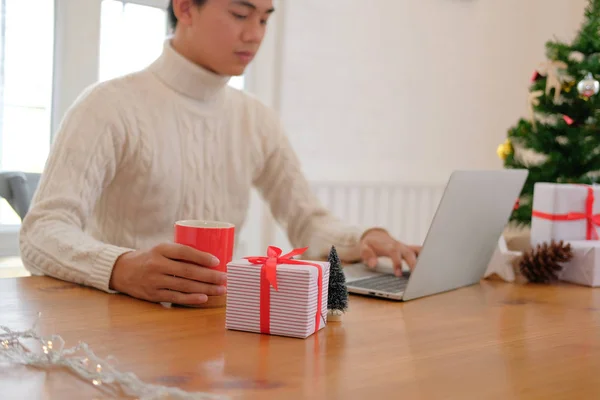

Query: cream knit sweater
[19,41,363,293]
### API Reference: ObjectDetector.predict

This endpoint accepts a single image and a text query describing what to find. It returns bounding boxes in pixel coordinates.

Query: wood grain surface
[1,276,600,399]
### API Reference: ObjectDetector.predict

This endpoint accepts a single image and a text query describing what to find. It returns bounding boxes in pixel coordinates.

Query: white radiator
[309,181,446,245]
[252,181,447,254]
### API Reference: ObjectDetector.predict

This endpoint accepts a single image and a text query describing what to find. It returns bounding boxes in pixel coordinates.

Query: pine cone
[517,240,573,283]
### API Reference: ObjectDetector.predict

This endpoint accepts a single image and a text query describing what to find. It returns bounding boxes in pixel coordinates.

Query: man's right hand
[109,243,227,306]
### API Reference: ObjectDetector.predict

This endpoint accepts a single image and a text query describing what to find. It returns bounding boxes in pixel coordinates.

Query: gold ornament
[563,80,576,93]
[497,139,513,161]
[528,90,544,131]
[537,60,568,103]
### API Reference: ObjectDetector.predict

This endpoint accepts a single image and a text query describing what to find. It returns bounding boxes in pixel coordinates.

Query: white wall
[276,0,589,185]
[252,0,590,251]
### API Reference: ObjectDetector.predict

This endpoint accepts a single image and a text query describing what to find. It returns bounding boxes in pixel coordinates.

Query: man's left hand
[359,228,422,277]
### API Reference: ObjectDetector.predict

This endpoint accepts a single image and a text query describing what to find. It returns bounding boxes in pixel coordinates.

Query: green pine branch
[571,0,600,53]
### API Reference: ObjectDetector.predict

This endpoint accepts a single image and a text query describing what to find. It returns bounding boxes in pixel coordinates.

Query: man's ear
[172,0,194,27]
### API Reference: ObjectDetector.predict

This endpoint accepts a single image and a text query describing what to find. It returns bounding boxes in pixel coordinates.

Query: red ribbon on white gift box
[244,246,324,335]
[532,185,600,240]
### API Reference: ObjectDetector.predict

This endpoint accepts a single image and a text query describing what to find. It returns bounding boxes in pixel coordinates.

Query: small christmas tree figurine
[327,246,348,322]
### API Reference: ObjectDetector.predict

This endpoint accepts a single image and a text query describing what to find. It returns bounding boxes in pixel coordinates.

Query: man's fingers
[408,245,422,255]
[156,289,208,306]
[163,258,227,285]
[360,243,378,269]
[160,275,226,296]
[158,243,220,268]
[388,245,404,277]
[400,245,418,271]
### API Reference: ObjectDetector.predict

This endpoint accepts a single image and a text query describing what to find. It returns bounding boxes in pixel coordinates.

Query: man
[19,0,420,306]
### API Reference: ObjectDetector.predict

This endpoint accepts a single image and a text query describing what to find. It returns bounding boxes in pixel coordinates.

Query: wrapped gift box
[559,240,600,287]
[531,183,600,246]
[225,247,330,339]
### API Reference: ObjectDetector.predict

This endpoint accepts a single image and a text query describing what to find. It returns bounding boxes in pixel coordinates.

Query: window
[0,0,54,225]
[99,0,167,82]
[0,0,250,236]
[99,0,245,88]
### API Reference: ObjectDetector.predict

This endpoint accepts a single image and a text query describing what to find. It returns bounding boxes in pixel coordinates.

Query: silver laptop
[344,169,529,301]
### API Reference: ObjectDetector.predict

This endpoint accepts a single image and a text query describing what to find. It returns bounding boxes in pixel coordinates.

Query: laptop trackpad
[344,258,407,281]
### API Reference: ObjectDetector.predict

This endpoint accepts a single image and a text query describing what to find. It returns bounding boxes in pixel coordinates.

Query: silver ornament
[577,72,600,97]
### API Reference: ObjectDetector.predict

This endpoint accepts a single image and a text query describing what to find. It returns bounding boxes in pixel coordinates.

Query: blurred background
[0,0,590,276]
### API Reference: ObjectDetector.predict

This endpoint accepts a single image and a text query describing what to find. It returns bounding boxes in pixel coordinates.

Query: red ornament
[531,70,540,83]
[563,115,574,125]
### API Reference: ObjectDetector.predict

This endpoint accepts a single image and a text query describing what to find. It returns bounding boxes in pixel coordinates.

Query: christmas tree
[500,0,600,225]
[327,246,348,321]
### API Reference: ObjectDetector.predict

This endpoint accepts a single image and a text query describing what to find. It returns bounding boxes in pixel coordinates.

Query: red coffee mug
[174,220,235,273]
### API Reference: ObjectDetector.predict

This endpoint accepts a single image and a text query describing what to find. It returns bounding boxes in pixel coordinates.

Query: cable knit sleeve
[252,105,365,262]
[19,84,135,293]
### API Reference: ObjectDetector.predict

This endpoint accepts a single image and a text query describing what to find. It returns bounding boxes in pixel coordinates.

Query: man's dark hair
[168,0,208,30]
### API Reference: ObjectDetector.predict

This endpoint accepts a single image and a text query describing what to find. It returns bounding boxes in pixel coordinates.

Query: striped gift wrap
[225,260,330,339]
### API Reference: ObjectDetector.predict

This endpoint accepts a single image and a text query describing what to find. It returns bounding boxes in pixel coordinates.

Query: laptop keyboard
[349,274,408,293]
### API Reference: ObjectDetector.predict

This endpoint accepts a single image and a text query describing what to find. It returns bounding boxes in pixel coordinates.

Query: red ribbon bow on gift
[244,246,325,335]
[532,185,600,240]
[244,246,317,291]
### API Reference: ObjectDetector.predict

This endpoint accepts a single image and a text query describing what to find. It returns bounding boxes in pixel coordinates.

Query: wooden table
[1,276,600,399]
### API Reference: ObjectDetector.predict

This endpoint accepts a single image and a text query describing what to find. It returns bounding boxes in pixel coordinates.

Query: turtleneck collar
[148,39,231,102]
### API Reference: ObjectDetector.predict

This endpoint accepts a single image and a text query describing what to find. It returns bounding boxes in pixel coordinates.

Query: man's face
[174,0,275,76]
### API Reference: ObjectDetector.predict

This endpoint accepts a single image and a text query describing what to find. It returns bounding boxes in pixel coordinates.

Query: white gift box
[559,240,600,287]
[531,183,600,247]
[225,259,329,339]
